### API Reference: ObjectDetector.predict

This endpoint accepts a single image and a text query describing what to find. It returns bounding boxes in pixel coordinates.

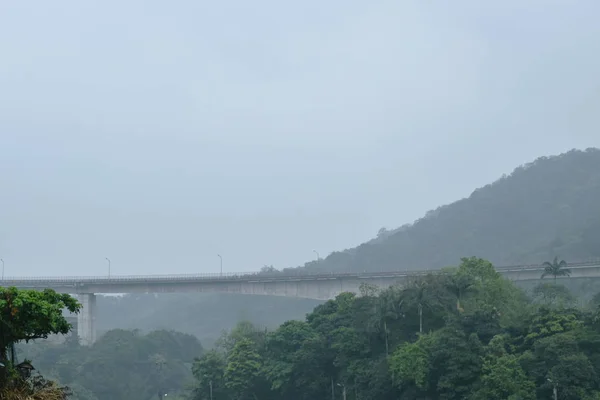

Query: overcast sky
[0,0,598,277]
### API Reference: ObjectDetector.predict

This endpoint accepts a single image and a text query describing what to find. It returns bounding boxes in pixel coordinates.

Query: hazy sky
[0,0,598,277]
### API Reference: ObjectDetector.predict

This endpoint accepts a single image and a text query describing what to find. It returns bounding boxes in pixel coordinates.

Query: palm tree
[444,272,477,313]
[403,277,431,334]
[367,286,403,355]
[382,292,403,355]
[541,256,571,284]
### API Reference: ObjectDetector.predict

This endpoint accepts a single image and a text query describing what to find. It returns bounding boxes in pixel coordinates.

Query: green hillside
[92,148,600,346]
[292,148,600,273]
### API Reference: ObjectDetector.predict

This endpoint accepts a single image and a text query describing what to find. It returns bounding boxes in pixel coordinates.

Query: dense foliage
[16,258,600,399]
[0,287,80,399]
[290,148,600,273]
[189,257,600,400]
[0,287,80,360]
[19,329,203,400]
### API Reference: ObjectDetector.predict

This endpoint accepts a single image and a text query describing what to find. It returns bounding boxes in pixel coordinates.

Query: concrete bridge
[2,260,599,345]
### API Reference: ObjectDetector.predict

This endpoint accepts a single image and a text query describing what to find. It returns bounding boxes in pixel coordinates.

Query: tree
[443,270,477,312]
[263,320,328,400]
[358,282,380,298]
[389,336,431,392]
[532,283,576,307]
[260,265,278,274]
[0,287,80,396]
[402,274,448,334]
[522,330,600,399]
[216,320,267,355]
[191,350,228,400]
[56,328,198,400]
[471,335,536,400]
[367,287,403,355]
[455,257,528,327]
[524,307,583,344]
[428,328,484,400]
[541,256,571,283]
[377,227,389,238]
[0,288,80,366]
[224,338,263,400]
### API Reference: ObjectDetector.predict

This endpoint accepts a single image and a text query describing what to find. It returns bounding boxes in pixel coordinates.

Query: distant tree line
[189,257,600,400]
[13,255,600,400]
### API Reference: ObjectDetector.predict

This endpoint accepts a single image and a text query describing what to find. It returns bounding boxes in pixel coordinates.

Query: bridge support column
[77,293,97,346]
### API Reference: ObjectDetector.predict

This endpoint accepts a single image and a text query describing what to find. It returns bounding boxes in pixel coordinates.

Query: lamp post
[218,254,222,276]
[337,383,347,400]
[547,378,558,400]
[313,249,320,261]
[105,257,111,279]
[204,375,213,400]
[1,259,4,281]
[154,355,166,399]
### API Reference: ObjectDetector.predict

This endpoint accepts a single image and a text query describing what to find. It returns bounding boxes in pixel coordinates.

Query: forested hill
[294,148,600,273]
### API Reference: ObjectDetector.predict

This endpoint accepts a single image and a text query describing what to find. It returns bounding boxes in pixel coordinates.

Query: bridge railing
[1,258,599,285]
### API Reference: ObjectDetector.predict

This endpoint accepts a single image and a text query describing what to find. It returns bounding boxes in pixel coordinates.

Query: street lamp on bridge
[105,257,111,279]
[313,249,320,262]
[218,254,222,276]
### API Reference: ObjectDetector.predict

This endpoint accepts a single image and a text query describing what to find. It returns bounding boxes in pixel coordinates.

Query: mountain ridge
[288,147,600,273]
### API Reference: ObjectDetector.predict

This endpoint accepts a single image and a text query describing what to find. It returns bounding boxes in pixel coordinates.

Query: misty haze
[1,1,600,399]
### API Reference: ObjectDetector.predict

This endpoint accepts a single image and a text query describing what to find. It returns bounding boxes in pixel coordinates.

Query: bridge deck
[1,260,599,288]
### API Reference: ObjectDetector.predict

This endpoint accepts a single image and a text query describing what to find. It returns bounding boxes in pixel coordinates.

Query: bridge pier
[77,293,96,346]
